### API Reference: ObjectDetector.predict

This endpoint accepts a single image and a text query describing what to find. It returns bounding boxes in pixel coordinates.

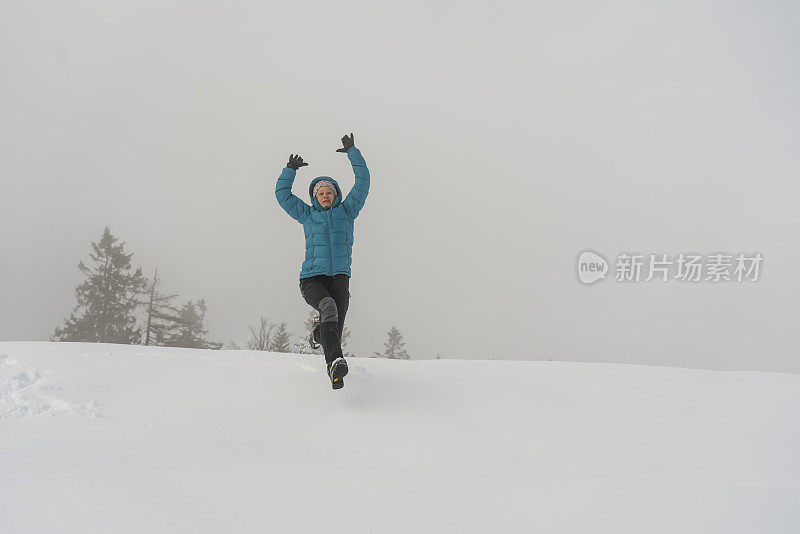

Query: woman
[275,133,370,389]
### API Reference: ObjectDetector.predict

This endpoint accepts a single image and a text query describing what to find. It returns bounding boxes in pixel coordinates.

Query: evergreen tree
[374,326,410,359]
[142,267,182,346]
[52,227,147,344]
[270,322,291,353]
[164,298,222,349]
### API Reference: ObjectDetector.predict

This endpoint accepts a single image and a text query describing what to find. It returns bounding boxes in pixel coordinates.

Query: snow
[1,342,799,533]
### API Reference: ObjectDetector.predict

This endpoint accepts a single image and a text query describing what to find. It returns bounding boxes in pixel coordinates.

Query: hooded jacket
[275,146,370,280]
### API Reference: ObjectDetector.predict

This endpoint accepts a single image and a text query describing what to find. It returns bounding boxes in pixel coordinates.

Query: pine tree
[375,326,410,359]
[164,299,222,349]
[270,322,291,353]
[52,227,147,344]
[142,267,182,346]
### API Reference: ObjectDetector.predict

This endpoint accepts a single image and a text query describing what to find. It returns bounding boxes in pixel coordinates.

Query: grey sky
[2,1,798,371]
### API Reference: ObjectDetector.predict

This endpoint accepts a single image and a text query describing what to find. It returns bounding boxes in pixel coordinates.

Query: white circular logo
[577,250,609,284]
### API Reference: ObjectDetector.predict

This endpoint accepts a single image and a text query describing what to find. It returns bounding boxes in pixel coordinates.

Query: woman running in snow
[275,133,370,389]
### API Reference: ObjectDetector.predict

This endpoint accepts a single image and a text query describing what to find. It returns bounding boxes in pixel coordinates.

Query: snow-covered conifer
[164,299,222,349]
[375,326,410,359]
[52,227,147,344]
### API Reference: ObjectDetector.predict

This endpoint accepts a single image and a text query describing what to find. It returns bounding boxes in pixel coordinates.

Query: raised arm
[275,154,311,223]
[337,134,370,219]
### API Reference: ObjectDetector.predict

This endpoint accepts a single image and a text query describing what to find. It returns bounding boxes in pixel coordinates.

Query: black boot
[327,357,349,390]
[320,321,348,389]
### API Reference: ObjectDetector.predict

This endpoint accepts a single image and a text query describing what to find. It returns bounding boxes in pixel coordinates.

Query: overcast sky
[2,0,798,371]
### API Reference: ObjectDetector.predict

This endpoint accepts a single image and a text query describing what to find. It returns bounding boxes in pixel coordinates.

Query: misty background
[2,1,798,371]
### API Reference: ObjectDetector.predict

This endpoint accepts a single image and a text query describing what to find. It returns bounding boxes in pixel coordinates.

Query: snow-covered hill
[1,342,799,533]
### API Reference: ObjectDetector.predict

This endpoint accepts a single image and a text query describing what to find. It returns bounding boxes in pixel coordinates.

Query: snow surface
[1,342,799,533]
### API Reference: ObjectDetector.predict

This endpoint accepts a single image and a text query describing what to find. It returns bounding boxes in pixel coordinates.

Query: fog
[2,0,798,371]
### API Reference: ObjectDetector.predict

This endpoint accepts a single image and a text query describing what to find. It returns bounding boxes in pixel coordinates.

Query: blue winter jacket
[275,147,370,280]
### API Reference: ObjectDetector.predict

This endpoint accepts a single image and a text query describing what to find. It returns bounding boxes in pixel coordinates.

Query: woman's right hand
[287,154,308,170]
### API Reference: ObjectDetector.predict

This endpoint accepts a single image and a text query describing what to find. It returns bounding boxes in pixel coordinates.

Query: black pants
[299,274,350,340]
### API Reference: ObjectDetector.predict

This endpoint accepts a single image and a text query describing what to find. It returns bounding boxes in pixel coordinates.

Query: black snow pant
[299,274,350,364]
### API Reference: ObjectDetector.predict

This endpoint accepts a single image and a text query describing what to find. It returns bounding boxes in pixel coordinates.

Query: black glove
[286,154,308,171]
[336,133,355,153]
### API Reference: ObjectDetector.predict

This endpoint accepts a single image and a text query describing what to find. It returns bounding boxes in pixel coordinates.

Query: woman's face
[315,186,335,209]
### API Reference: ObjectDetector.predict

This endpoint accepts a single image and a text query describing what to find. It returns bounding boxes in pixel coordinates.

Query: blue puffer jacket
[275,147,370,280]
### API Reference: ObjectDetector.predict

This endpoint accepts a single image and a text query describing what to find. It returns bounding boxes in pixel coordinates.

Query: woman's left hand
[336,133,355,153]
